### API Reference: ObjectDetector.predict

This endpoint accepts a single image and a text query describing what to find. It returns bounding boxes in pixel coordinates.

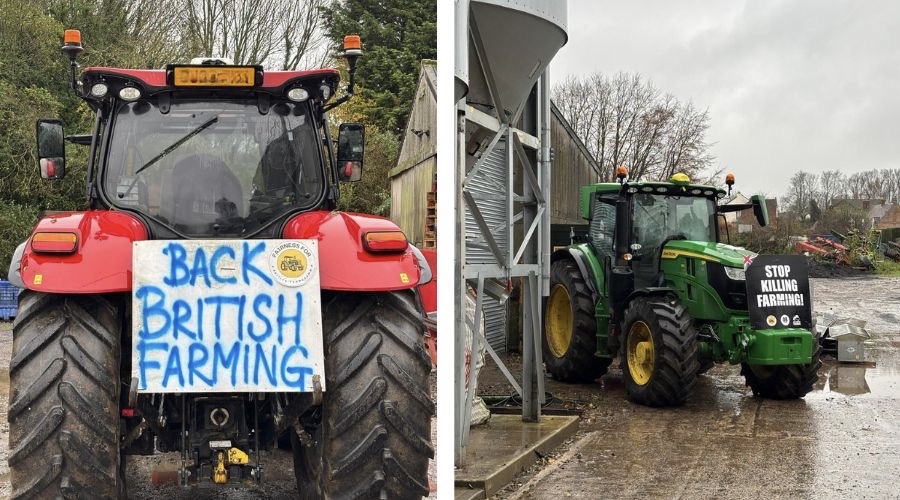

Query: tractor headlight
[723,266,745,281]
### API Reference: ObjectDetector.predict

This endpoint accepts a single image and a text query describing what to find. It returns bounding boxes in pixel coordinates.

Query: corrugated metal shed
[465,141,510,264]
[390,60,437,247]
[464,140,510,352]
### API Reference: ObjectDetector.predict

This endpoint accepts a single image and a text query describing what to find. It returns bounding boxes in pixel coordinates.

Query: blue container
[0,280,21,320]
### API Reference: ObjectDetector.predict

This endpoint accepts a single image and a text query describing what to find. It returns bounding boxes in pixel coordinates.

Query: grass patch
[875,259,900,276]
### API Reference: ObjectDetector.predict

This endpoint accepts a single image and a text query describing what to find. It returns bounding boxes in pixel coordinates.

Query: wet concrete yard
[486,277,900,499]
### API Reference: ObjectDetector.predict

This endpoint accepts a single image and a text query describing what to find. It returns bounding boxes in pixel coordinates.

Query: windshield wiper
[133,115,219,176]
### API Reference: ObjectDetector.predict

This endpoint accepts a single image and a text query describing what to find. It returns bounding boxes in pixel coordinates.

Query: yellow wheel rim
[545,284,573,358]
[626,321,654,385]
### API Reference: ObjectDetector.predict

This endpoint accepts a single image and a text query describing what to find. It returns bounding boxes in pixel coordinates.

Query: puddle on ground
[809,350,898,398]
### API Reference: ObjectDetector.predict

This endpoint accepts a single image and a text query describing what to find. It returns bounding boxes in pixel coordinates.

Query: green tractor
[544,170,821,406]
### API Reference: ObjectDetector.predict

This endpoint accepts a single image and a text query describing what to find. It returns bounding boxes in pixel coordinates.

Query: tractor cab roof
[579,181,727,220]
[80,66,341,105]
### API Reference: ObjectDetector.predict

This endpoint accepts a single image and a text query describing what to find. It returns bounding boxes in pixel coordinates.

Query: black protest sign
[745,255,811,330]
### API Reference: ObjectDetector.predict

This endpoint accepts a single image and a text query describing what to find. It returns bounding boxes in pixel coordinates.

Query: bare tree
[180,0,332,69]
[883,168,900,204]
[122,0,189,67]
[554,72,714,182]
[658,100,714,180]
[847,169,890,201]
[784,171,818,218]
[847,171,867,200]
[818,169,846,209]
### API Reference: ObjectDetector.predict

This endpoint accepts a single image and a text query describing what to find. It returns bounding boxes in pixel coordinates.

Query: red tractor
[7,30,433,499]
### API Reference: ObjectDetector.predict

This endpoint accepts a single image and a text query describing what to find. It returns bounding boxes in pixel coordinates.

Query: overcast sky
[550,0,900,199]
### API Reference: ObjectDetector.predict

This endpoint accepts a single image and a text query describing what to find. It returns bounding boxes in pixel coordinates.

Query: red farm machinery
[6,30,434,499]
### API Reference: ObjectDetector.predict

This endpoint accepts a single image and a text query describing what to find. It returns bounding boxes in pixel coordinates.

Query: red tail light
[31,232,78,253]
[363,231,408,253]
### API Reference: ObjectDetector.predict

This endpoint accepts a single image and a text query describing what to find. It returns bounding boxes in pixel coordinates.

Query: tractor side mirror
[36,119,66,179]
[337,122,364,182]
[751,194,769,227]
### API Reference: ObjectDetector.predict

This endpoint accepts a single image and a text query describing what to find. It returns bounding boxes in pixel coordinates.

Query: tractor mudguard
[552,247,599,302]
[282,210,421,291]
[20,209,422,294]
[19,210,148,293]
[624,286,676,306]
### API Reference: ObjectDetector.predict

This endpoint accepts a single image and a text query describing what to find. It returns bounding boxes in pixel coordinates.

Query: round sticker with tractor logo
[269,240,316,287]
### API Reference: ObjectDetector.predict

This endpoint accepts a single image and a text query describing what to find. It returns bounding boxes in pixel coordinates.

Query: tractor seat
[167,153,244,234]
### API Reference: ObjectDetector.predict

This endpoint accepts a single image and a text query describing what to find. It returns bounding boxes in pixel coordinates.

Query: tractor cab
[584,172,767,289]
[37,31,365,240]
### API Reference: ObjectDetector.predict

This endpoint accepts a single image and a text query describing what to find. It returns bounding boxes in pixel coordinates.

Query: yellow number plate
[172,66,256,87]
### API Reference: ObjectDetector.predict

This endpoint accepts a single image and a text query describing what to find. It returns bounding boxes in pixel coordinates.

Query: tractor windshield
[103,99,325,237]
[632,193,716,249]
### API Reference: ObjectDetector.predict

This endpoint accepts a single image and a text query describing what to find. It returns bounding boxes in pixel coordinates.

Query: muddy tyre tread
[293,291,432,499]
[543,259,611,383]
[8,291,121,500]
[741,340,822,399]
[621,298,699,407]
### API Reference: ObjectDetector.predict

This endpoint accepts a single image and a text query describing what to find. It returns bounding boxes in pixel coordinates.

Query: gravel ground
[0,320,437,499]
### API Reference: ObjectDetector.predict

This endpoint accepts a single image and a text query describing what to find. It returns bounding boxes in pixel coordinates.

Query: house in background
[389,60,437,249]
[876,204,900,241]
[830,198,889,228]
[725,193,778,233]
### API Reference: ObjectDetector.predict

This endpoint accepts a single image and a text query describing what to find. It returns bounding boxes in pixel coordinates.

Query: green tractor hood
[661,240,756,268]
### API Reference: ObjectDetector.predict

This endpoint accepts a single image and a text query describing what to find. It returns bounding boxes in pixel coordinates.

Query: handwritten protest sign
[132,240,324,393]
[746,255,811,330]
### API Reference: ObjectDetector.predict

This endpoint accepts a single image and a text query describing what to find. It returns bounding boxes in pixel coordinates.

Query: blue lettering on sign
[243,242,273,286]
[248,294,273,341]
[136,340,169,390]
[281,344,312,388]
[210,246,237,284]
[162,242,190,287]
[162,241,274,288]
[134,240,318,392]
[277,293,303,345]
[163,347,185,388]
[190,247,212,287]
[137,286,170,339]
[214,342,241,386]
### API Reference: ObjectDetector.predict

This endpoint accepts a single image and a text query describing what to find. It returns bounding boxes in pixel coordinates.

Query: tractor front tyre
[542,259,611,383]
[292,290,433,500]
[741,341,822,399]
[621,297,699,407]
[8,291,122,500]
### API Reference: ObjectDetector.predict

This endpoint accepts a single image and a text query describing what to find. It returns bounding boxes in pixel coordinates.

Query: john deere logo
[269,241,316,287]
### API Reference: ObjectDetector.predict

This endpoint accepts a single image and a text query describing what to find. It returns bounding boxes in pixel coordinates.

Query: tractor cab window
[631,193,716,286]
[632,193,716,249]
[589,195,617,263]
[103,99,324,237]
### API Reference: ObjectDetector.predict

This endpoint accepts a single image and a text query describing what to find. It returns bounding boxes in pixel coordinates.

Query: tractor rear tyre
[543,259,611,383]
[741,340,822,399]
[292,290,433,499]
[8,291,122,499]
[621,297,699,407]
